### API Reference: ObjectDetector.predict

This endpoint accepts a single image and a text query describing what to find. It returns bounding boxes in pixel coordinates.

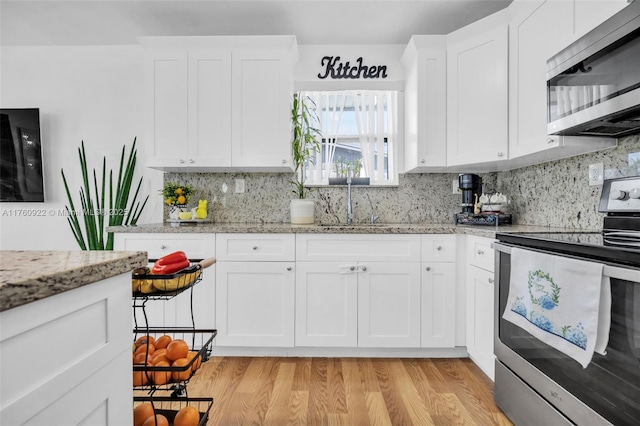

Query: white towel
[502,247,611,368]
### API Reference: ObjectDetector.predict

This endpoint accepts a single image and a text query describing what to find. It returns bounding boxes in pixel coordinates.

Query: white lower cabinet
[216,261,295,347]
[295,234,422,348]
[215,233,295,347]
[465,235,497,380]
[295,262,358,347]
[421,235,457,348]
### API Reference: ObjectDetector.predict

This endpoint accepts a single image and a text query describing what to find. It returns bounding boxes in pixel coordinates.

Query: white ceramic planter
[290,199,315,224]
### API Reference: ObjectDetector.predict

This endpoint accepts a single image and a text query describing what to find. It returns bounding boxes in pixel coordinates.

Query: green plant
[291,92,322,198]
[61,138,149,250]
[162,182,194,206]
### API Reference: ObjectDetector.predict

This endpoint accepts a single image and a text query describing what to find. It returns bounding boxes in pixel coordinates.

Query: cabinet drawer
[296,234,421,262]
[466,235,495,272]
[114,233,215,260]
[421,234,456,262]
[216,233,295,261]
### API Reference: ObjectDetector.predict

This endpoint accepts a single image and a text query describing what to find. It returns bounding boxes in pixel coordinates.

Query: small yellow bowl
[178,211,193,220]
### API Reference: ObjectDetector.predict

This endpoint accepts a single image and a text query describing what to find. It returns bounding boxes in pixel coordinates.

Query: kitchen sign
[317,56,388,79]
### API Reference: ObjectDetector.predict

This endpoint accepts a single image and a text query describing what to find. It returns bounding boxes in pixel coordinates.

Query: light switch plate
[589,163,604,186]
[235,179,245,193]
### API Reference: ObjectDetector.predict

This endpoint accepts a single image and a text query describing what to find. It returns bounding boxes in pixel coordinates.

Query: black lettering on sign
[317,56,388,79]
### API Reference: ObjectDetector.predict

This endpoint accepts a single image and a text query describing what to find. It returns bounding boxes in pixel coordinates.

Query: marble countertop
[107,222,595,239]
[0,250,148,312]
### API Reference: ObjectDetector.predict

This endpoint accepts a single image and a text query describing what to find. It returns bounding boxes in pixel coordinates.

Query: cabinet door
[573,0,628,40]
[231,49,293,170]
[187,48,232,167]
[216,261,295,347]
[421,262,456,348]
[509,0,573,159]
[144,49,188,168]
[447,25,508,166]
[466,265,496,380]
[358,262,421,348]
[295,262,358,347]
[401,37,447,170]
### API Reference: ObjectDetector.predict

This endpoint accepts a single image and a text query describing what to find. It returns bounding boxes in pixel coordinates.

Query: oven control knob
[629,188,640,199]
[610,189,627,200]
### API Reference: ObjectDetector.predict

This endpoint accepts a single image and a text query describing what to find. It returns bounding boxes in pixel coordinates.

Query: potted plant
[162,182,195,220]
[290,92,321,224]
[61,138,148,250]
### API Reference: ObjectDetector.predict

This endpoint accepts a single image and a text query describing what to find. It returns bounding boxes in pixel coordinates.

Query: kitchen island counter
[0,250,147,312]
[107,222,595,238]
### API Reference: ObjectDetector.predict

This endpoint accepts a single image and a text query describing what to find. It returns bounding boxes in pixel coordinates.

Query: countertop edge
[0,250,148,312]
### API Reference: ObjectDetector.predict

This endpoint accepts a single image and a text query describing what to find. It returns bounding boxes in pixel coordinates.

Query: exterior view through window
[302,90,398,185]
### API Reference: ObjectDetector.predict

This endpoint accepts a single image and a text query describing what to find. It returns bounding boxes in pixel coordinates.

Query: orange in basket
[166,339,188,361]
[171,358,192,381]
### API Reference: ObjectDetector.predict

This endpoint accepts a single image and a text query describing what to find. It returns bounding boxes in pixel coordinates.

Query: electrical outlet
[589,163,604,186]
[235,179,245,193]
[452,179,461,195]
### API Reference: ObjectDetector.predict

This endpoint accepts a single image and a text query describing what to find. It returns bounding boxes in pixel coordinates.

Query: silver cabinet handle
[252,246,258,250]
[497,152,504,158]
[160,244,167,250]
[426,266,431,271]
[436,246,442,251]
[287,267,292,271]
[189,159,195,164]
[350,266,355,271]
[179,159,185,164]
[488,277,495,284]
[282,159,287,164]
[361,266,367,272]
[547,137,555,144]
[477,249,484,255]
[420,159,426,164]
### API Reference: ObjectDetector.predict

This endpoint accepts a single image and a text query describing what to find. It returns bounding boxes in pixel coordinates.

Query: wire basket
[132,328,217,396]
[132,264,203,299]
[133,396,213,426]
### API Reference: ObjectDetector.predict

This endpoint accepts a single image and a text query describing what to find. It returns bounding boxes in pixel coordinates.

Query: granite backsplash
[166,134,639,229]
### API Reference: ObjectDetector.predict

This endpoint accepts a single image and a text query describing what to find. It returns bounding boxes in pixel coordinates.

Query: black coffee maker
[458,173,482,214]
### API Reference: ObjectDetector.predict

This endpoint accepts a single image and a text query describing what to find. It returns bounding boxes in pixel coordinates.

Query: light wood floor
[177,356,514,426]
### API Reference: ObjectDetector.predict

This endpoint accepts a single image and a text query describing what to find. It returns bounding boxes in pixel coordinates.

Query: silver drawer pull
[488,277,494,284]
[361,266,367,272]
[287,267,292,271]
[252,246,258,250]
[436,246,442,251]
[426,266,431,271]
[350,266,355,271]
[477,249,484,255]
[160,244,167,250]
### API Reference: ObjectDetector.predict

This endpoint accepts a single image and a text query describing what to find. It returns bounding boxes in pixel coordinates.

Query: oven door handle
[492,242,640,282]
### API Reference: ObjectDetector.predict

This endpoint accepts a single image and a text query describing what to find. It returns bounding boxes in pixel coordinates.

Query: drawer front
[216,233,295,261]
[114,233,215,260]
[296,234,421,262]
[467,235,495,272]
[421,235,456,262]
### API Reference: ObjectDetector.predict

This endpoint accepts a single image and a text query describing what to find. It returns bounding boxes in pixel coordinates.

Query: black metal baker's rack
[132,259,216,425]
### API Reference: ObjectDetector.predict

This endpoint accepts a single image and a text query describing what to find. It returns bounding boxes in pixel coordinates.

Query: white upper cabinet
[572,0,629,41]
[507,0,618,164]
[446,11,509,168]
[141,36,297,172]
[401,36,447,171]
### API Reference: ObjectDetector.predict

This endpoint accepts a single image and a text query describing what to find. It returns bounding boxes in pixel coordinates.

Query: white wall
[0,45,162,250]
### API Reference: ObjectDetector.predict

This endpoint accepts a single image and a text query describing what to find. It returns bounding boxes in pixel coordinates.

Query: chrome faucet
[366,193,379,224]
[346,166,354,225]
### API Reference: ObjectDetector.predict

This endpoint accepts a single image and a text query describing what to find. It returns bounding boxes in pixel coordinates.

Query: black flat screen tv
[0,108,44,202]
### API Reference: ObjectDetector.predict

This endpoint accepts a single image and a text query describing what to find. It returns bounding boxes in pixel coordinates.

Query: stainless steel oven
[493,176,640,425]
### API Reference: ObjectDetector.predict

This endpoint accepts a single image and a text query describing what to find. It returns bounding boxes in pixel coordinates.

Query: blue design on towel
[510,270,587,350]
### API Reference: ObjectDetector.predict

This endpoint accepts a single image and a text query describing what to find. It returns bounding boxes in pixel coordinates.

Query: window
[302,90,398,185]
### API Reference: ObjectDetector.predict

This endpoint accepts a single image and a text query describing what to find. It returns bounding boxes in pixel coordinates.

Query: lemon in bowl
[178,211,193,220]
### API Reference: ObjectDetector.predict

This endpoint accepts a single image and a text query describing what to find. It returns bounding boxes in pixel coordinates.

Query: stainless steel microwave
[546,0,640,138]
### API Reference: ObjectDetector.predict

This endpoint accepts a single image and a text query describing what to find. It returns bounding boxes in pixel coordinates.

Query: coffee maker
[459,173,482,214]
[454,173,512,226]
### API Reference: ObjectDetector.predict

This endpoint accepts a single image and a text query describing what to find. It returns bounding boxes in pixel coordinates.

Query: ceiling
[0,0,512,46]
